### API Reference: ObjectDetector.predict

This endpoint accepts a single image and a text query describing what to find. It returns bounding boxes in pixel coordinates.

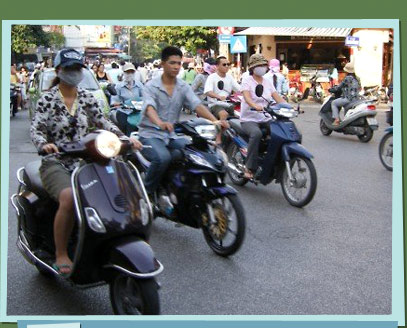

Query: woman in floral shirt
[30,48,142,276]
[331,62,361,126]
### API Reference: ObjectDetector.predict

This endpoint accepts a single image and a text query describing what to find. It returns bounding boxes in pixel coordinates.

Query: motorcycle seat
[135,149,183,169]
[343,99,366,111]
[23,160,49,198]
[229,119,269,138]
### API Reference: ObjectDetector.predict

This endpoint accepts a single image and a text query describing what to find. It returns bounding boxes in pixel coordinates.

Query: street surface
[7,102,392,315]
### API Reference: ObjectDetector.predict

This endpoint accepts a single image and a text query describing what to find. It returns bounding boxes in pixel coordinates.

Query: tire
[281,155,317,208]
[379,132,393,171]
[358,126,373,143]
[319,119,332,136]
[202,194,246,257]
[226,144,249,186]
[110,274,160,315]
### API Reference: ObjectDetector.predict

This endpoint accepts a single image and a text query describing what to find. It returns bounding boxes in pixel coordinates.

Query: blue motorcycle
[223,85,317,208]
[379,103,393,171]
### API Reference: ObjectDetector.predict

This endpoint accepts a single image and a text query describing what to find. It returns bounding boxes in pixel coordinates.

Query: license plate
[367,117,378,125]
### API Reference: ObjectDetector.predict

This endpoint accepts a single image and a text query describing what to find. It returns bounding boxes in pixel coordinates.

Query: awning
[234,27,352,37]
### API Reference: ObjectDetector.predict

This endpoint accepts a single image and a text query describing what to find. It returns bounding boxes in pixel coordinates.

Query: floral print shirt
[30,86,124,170]
[338,75,361,101]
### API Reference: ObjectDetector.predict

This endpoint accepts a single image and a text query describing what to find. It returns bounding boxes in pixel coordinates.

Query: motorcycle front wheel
[281,155,317,208]
[110,274,160,315]
[379,132,393,171]
[202,194,246,257]
[227,144,249,186]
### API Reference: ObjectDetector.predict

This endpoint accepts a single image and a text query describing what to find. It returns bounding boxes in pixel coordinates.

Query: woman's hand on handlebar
[254,104,264,111]
[42,143,59,154]
[214,120,230,129]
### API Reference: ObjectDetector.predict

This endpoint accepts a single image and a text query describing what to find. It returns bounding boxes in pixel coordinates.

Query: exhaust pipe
[228,162,243,176]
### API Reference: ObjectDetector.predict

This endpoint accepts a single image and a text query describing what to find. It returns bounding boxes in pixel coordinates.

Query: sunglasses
[222,63,231,67]
[67,116,78,140]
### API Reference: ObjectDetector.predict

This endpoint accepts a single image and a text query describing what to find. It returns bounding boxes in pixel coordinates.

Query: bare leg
[216,110,229,144]
[54,187,75,274]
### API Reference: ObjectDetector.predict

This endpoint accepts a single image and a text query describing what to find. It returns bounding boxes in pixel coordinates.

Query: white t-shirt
[203,72,241,107]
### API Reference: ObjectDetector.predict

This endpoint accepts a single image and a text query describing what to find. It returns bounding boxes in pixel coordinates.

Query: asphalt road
[7,102,392,315]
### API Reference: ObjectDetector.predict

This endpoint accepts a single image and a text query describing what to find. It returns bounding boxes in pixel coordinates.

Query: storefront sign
[218,34,232,43]
[345,36,360,47]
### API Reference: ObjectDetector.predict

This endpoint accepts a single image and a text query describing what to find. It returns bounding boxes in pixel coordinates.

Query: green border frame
[1,0,406,327]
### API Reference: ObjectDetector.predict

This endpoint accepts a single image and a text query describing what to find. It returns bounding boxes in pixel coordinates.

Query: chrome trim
[103,260,164,278]
[285,161,294,181]
[16,167,26,186]
[10,194,20,216]
[135,151,151,168]
[17,236,60,275]
[70,166,84,280]
[127,160,153,220]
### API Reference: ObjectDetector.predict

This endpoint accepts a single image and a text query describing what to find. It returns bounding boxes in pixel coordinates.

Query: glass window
[41,68,100,91]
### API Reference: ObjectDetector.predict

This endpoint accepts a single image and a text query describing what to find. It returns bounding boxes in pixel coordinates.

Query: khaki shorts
[210,104,235,118]
[39,159,72,201]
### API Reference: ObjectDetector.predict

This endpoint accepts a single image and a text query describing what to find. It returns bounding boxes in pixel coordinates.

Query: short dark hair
[161,46,183,62]
[119,60,126,66]
[216,56,227,65]
[111,62,119,69]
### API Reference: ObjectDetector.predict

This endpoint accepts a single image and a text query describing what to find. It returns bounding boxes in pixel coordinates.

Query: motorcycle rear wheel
[357,126,373,143]
[227,144,249,186]
[379,132,393,171]
[110,274,159,315]
[202,194,246,257]
[319,119,332,136]
[281,155,317,208]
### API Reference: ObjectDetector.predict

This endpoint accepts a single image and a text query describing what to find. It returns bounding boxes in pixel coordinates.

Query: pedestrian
[182,62,197,85]
[264,59,289,96]
[331,62,361,126]
[96,63,112,83]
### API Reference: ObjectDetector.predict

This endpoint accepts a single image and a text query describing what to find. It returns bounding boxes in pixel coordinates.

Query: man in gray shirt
[138,46,228,194]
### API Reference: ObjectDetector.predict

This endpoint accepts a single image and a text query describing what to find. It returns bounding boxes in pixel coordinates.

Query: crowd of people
[24,45,364,276]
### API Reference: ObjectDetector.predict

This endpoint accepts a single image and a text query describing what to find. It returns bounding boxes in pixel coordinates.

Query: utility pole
[128,27,131,57]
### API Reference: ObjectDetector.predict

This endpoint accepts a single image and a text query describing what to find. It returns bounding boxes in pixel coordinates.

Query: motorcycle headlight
[188,153,213,169]
[95,131,122,158]
[195,124,218,140]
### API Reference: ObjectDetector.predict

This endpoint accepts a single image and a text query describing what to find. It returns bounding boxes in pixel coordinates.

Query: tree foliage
[134,26,218,55]
[11,25,65,54]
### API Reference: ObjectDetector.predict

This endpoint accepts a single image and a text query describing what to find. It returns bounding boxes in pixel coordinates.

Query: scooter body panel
[104,236,162,278]
[281,142,314,161]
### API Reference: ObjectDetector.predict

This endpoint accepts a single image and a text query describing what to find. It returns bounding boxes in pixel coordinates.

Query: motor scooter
[223,85,317,208]
[10,84,19,117]
[10,130,162,315]
[319,86,379,142]
[130,119,246,257]
[379,93,393,171]
[109,98,143,136]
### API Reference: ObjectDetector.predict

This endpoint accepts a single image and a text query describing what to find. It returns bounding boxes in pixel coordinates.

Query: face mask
[58,69,84,87]
[124,72,135,83]
[253,66,268,76]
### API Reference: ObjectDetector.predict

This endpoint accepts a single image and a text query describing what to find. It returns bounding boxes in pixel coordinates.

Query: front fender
[104,236,163,278]
[281,142,313,161]
[206,185,237,198]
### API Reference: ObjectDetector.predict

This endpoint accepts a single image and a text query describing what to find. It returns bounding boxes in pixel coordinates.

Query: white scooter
[319,86,379,143]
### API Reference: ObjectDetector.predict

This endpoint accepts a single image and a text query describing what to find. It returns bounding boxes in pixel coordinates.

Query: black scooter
[10,130,162,315]
[131,119,246,257]
[319,86,379,142]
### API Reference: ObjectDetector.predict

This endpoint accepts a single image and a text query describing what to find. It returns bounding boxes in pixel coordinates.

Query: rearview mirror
[217,80,224,90]
[255,84,264,97]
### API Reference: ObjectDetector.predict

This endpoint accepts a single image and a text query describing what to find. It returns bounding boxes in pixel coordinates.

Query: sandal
[332,119,341,126]
[52,263,73,277]
[243,170,254,179]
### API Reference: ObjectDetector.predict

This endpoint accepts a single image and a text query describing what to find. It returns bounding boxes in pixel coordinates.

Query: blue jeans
[331,97,350,119]
[139,137,189,193]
